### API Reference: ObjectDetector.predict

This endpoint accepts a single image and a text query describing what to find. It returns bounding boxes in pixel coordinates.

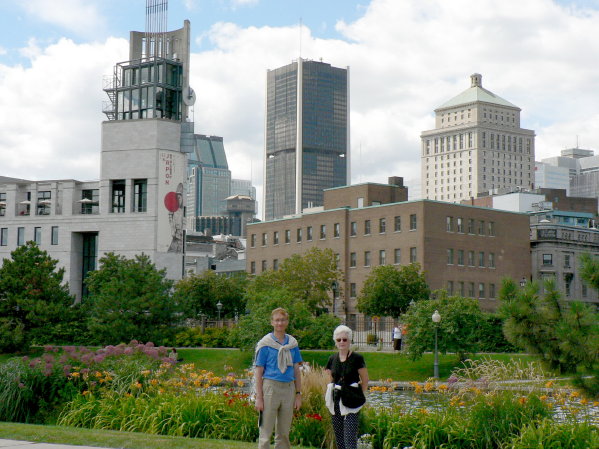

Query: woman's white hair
[333,325,353,342]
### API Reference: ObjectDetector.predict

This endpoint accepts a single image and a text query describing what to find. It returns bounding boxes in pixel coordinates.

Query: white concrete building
[0,14,192,301]
[421,74,535,203]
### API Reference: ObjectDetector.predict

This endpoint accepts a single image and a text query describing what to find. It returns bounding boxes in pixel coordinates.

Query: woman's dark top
[325,352,365,386]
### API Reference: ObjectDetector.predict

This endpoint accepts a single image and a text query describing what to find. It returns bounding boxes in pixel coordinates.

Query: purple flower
[93,354,105,363]
[18,383,25,389]
[124,347,133,355]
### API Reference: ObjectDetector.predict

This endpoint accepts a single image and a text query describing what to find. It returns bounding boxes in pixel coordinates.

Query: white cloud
[3,0,599,216]
[0,37,128,181]
[20,0,106,38]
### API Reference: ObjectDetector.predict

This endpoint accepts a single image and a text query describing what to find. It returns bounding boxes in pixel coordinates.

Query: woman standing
[325,325,369,449]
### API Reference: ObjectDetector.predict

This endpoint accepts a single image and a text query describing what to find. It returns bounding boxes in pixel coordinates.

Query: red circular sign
[164,191,179,212]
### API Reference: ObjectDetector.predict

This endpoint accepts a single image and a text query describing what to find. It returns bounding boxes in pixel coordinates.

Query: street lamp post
[432,310,441,379]
[216,301,223,323]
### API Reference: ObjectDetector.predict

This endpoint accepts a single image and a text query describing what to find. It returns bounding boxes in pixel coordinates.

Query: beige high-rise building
[421,74,535,202]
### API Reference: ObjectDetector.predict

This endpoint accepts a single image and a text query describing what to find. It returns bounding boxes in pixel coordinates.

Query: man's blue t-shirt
[256,333,302,382]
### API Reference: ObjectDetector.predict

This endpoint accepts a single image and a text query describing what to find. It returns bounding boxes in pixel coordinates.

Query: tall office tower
[186,135,231,225]
[264,58,350,221]
[421,74,535,202]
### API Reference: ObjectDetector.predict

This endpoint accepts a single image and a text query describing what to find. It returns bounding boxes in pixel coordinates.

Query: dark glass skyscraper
[264,58,349,221]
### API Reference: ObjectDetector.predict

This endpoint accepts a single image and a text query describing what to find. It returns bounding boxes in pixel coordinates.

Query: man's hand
[294,394,302,411]
[255,397,264,412]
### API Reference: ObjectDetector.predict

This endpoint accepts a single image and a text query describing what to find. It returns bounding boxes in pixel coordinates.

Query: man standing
[255,308,303,449]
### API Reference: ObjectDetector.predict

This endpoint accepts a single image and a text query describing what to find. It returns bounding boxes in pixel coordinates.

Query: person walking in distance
[254,308,303,449]
[392,323,403,351]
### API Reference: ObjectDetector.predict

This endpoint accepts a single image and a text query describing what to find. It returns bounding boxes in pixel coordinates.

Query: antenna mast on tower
[145,0,169,58]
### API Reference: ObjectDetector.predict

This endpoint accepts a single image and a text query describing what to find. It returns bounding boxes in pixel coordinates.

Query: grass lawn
[178,348,542,381]
[0,422,312,449]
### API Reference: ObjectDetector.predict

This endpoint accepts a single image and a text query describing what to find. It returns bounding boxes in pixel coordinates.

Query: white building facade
[421,74,535,203]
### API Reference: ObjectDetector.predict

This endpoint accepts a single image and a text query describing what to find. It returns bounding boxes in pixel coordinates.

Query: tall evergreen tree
[0,242,74,351]
[85,253,179,345]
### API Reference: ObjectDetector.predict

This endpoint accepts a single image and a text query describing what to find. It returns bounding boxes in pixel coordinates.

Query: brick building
[247,177,531,319]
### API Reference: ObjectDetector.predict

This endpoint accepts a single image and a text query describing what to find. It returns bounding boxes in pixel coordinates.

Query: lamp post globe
[432,310,441,379]
[216,301,223,321]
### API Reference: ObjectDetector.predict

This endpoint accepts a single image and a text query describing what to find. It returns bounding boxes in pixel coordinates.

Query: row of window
[446,217,496,235]
[447,281,497,299]
[0,226,59,247]
[447,249,495,268]
[0,181,146,217]
[542,253,574,268]
[250,215,419,247]
[111,179,148,213]
[250,248,419,275]
[424,133,532,155]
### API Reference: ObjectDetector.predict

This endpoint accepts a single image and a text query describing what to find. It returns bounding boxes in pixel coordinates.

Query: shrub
[0,357,78,423]
[174,326,231,348]
[509,418,599,449]
[0,341,174,424]
[59,390,257,441]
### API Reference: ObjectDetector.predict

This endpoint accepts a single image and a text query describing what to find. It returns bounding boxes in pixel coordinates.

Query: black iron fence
[344,316,398,348]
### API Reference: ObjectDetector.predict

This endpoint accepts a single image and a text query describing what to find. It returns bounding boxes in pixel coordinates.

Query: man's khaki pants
[259,378,295,449]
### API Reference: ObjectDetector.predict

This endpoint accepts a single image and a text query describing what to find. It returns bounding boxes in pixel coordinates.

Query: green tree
[357,263,430,318]
[230,286,339,350]
[248,248,341,313]
[499,276,599,395]
[85,253,179,345]
[402,292,485,361]
[580,253,599,291]
[0,242,75,352]
[174,270,248,320]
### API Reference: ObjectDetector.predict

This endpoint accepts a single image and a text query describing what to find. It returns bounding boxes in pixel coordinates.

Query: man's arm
[293,362,302,410]
[255,365,264,411]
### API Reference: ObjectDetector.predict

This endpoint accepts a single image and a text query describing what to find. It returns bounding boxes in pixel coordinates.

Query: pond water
[367,389,599,424]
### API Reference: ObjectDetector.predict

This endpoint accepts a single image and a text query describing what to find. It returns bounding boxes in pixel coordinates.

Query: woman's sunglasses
[335,338,348,342]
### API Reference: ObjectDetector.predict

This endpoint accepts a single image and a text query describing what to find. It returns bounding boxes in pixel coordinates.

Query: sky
[1,0,599,215]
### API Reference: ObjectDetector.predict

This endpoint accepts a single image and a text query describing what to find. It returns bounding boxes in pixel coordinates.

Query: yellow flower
[132,382,142,389]
[539,395,548,401]
[124,392,132,398]
[150,379,159,386]
[94,371,102,378]
[82,390,90,396]
[545,381,554,388]
[593,401,599,407]
[237,380,245,387]
[570,391,580,399]
[458,402,466,407]
[424,382,434,392]
[70,372,80,378]
[580,398,588,406]
[419,408,429,415]
[437,384,449,392]
[518,397,527,405]
[141,370,151,376]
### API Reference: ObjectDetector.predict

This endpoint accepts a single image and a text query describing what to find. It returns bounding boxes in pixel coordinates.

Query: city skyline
[1,0,599,217]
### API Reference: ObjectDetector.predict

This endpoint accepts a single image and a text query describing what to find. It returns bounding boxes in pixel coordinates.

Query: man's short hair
[271,307,289,319]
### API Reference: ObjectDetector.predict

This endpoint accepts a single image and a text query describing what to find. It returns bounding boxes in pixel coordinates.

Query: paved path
[0,440,111,449]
